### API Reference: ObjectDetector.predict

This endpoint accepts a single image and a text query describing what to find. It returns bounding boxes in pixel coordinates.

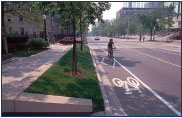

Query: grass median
[25,45,104,111]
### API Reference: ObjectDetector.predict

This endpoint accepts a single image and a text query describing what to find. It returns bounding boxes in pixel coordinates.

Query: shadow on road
[114,56,141,67]
[104,83,181,116]
[96,54,141,68]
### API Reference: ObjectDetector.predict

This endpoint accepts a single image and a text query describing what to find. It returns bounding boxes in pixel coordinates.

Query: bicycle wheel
[127,77,140,88]
[112,78,124,87]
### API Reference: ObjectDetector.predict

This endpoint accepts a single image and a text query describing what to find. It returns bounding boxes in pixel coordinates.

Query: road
[88,37,181,116]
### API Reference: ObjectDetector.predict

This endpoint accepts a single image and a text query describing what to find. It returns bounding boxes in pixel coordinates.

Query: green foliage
[129,22,137,34]
[27,38,49,49]
[91,19,128,37]
[4,2,44,28]
[38,2,111,74]
[137,6,175,38]
[39,2,111,28]
[13,49,44,57]
[25,45,104,111]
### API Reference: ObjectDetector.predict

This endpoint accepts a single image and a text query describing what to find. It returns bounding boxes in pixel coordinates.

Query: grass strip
[25,45,104,111]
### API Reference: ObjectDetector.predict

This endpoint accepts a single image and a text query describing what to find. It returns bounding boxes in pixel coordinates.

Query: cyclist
[108,38,116,57]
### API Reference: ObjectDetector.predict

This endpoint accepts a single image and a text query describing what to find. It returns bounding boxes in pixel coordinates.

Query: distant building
[123,2,164,8]
[144,2,164,8]
[116,8,153,22]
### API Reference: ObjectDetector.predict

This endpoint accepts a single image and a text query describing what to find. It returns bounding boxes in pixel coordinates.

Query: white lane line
[101,57,105,63]
[101,47,181,116]
[113,60,115,68]
[90,49,127,116]
[89,49,113,116]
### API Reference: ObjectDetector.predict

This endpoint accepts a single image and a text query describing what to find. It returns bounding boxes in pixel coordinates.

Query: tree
[114,19,127,38]
[129,22,137,35]
[2,2,44,54]
[137,6,174,40]
[2,2,8,54]
[39,2,111,76]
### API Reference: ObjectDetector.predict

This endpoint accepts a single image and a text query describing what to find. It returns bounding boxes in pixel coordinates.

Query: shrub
[27,38,49,49]
[7,37,29,51]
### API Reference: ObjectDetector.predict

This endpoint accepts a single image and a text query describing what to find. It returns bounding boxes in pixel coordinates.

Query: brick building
[5,13,70,41]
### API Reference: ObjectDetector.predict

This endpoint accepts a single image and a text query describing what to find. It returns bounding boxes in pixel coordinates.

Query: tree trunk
[177,2,181,19]
[2,2,8,54]
[80,14,83,51]
[72,18,77,76]
[150,28,153,41]
[153,29,155,40]
[70,2,77,76]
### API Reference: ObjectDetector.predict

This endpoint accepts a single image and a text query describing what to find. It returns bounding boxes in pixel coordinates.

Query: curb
[2,46,72,113]
[89,49,113,116]
[14,92,92,113]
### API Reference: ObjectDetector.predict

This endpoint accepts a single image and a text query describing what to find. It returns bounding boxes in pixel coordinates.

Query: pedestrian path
[2,43,71,112]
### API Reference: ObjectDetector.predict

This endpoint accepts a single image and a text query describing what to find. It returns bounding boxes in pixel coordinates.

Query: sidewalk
[2,43,72,112]
[112,35,181,53]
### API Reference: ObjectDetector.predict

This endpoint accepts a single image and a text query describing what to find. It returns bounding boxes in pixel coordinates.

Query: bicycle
[112,77,142,94]
[108,48,116,64]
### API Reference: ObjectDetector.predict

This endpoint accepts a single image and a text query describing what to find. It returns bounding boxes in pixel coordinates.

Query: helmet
[110,38,113,42]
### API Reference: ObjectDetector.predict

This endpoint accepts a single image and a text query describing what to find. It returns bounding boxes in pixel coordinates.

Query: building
[116,8,153,22]
[123,2,164,8]
[144,2,164,8]
[5,13,70,41]
[117,2,169,23]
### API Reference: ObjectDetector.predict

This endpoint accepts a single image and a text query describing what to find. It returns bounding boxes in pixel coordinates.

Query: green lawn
[13,49,44,57]
[25,45,104,111]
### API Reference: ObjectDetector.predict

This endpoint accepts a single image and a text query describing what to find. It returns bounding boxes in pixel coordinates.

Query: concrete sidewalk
[110,35,181,53]
[2,43,72,112]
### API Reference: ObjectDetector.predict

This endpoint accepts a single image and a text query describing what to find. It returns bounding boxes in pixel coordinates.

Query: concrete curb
[89,49,113,116]
[89,45,127,116]
[2,46,80,113]
[14,92,92,112]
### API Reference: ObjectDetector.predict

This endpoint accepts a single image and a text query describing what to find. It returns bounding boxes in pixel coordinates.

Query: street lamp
[43,15,48,41]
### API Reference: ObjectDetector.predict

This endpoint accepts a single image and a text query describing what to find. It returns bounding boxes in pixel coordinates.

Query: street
[88,36,181,116]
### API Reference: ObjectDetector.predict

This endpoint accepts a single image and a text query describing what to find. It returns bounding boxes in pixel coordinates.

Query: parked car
[95,36,100,40]
[59,37,81,45]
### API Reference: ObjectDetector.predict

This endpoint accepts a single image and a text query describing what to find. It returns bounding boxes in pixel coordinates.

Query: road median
[25,45,104,113]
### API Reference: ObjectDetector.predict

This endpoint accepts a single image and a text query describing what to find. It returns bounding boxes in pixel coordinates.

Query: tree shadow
[2,48,66,79]
[96,54,140,68]
[103,83,181,116]
[114,56,141,67]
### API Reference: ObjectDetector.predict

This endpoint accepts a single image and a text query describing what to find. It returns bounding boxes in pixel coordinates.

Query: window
[20,28,24,35]
[7,15,11,21]
[33,32,36,38]
[25,32,28,36]
[19,15,23,21]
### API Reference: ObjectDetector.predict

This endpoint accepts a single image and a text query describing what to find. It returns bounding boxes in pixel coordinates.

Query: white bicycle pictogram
[112,77,142,94]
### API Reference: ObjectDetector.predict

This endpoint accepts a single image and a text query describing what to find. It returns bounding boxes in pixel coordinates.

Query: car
[95,36,100,40]
[59,37,81,45]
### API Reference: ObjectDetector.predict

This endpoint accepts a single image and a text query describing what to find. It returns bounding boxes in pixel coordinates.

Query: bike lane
[92,48,179,116]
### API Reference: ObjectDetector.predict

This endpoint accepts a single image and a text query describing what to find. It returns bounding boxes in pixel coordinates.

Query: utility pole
[177,2,181,19]
[43,15,48,41]
[126,20,129,39]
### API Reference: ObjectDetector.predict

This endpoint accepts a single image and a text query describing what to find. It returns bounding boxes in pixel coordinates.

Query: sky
[103,2,124,20]
[89,2,124,31]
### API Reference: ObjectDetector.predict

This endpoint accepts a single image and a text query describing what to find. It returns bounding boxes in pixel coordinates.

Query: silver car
[95,36,100,40]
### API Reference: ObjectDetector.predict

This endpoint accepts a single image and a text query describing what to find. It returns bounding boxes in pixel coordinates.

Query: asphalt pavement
[88,36,181,116]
